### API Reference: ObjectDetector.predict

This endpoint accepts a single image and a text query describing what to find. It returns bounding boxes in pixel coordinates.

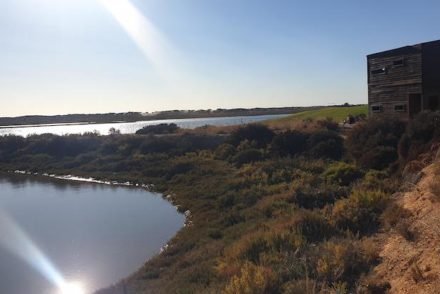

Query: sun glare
[98,0,177,78]
[59,281,86,294]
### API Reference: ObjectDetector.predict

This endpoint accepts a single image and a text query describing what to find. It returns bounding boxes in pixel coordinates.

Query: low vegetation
[0,110,439,293]
[265,105,367,130]
[135,123,180,135]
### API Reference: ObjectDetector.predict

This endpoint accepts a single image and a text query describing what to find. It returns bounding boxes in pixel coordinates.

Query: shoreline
[8,170,191,223]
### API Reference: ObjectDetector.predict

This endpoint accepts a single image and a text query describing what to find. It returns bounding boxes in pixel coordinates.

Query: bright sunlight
[59,281,86,294]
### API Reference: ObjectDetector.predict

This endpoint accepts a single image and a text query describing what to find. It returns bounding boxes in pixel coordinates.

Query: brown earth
[371,156,440,293]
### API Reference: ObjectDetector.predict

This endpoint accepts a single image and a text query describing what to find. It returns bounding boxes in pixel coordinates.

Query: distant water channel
[0,114,288,137]
[0,174,184,294]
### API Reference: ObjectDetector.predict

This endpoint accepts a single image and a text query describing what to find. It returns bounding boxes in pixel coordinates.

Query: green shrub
[232,149,264,166]
[399,111,440,161]
[323,162,363,186]
[0,135,26,158]
[317,118,339,131]
[332,190,389,235]
[217,192,236,209]
[315,240,375,286]
[361,146,398,170]
[270,131,309,157]
[359,170,399,192]
[307,131,344,160]
[290,185,348,209]
[346,118,405,169]
[135,123,179,135]
[215,143,236,160]
[223,262,276,294]
[228,124,275,148]
[292,210,337,243]
[407,111,440,142]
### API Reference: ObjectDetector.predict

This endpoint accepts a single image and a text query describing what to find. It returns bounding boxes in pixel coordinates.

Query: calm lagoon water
[0,114,288,137]
[0,174,184,294]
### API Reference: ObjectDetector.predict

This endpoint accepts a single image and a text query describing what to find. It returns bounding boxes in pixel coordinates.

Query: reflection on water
[0,174,184,294]
[0,114,288,137]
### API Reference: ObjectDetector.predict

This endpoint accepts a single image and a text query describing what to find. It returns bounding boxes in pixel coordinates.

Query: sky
[0,0,439,116]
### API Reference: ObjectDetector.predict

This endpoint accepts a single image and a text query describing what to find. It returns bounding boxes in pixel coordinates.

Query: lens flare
[0,210,65,287]
[59,281,86,294]
[0,210,86,293]
[98,0,178,79]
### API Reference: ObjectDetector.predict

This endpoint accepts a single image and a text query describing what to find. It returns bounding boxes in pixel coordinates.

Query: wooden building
[367,40,440,119]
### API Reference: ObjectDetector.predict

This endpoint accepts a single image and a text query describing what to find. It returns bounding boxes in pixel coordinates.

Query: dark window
[371,105,383,113]
[394,104,407,112]
[371,68,386,75]
[393,59,405,67]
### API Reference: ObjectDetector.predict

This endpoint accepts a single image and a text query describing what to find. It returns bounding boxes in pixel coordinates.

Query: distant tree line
[0,107,318,127]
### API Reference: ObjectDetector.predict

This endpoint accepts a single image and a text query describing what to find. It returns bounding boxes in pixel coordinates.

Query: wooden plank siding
[367,40,440,120]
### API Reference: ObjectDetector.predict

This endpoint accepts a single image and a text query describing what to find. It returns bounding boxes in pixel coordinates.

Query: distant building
[367,40,440,119]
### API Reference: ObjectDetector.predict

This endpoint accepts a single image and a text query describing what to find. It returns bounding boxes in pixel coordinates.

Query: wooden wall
[368,49,423,119]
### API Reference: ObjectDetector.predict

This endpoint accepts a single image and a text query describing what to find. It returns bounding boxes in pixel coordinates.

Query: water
[0,174,184,294]
[0,114,288,137]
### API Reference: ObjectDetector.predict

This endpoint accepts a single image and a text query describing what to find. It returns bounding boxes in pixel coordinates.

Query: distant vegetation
[0,106,319,127]
[1,110,438,293]
[136,123,180,135]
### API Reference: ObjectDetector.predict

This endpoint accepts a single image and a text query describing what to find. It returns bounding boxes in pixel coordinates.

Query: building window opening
[371,105,383,113]
[394,104,407,112]
[393,59,405,67]
[371,68,387,75]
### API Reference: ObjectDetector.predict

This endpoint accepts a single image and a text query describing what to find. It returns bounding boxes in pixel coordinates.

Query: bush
[270,131,309,157]
[135,123,179,135]
[317,118,339,131]
[346,118,405,169]
[315,240,376,285]
[332,190,389,235]
[224,262,276,294]
[323,162,363,186]
[359,170,399,192]
[140,137,175,154]
[0,135,26,157]
[399,111,440,161]
[307,131,344,160]
[22,135,101,158]
[290,185,348,209]
[215,144,236,160]
[232,149,264,166]
[360,146,398,170]
[228,124,275,148]
[292,210,336,242]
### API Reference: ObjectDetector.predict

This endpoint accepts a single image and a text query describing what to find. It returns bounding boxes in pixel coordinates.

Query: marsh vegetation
[0,111,439,293]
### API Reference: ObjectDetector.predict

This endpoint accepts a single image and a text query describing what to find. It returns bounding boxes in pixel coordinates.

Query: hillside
[369,147,440,293]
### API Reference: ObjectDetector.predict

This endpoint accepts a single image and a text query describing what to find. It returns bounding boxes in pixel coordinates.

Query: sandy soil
[372,161,440,293]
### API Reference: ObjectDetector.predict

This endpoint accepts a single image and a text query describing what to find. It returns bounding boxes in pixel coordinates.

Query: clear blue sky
[0,0,439,116]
